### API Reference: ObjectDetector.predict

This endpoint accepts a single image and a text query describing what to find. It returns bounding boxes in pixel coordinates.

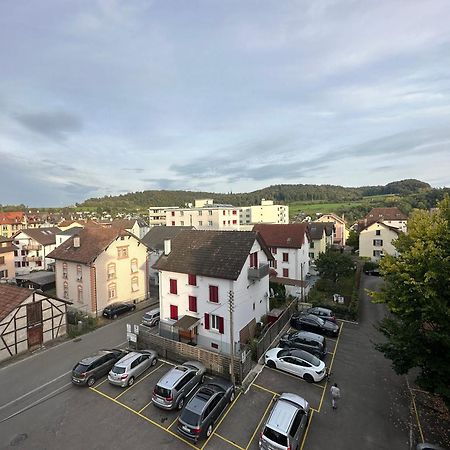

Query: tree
[346,230,359,250]
[373,195,450,401]
[315,248,355,284]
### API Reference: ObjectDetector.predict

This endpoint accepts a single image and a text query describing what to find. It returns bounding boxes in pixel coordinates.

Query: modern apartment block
[240,199,289,225]
[148,207,180,227]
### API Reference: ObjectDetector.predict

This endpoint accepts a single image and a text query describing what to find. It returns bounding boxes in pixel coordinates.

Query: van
[259,393,310,450]
[141,308,160,327]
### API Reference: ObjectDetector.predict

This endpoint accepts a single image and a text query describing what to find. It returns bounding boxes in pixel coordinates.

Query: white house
[359,221,401,261]
[357,207,408,233]
[153,230,273,354]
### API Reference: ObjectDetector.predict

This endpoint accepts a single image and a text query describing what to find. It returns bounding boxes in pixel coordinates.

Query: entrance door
[170,305,178,320]
[27,302,43,349]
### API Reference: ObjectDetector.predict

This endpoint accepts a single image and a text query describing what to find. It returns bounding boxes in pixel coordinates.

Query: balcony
[23,244,42,251]
[26,256,42,262]
[248,263,270,280]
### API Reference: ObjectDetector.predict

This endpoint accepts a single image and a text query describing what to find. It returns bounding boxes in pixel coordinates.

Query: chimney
[74,236,80,248]
[164,239,171,255]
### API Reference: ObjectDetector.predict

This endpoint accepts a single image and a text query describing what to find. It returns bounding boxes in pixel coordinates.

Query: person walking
[330,383,341,409]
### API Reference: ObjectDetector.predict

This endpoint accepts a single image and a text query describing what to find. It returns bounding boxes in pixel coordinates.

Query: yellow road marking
[200,392,241,450]
[300,409,314,450]
[214,433,245,450]
[138,400,153,414]
[89,386,197,449]
[115,363,164,400]
[168,415,179,430]
[253,383,279,397]
[407,377,425,443]
[94,378,108,388]
[245,394,276,450]
[264,366,325,389]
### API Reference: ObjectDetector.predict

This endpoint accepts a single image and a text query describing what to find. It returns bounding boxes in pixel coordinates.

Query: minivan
[279,330,327,359]
[141,308,160,327]
[259,393,310,450]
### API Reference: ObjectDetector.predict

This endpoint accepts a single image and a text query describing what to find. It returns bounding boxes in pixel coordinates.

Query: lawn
[288,200,365,218]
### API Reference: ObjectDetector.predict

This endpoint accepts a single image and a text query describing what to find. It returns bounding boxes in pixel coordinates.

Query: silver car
[108,350,158,387]
[152,361,206,410]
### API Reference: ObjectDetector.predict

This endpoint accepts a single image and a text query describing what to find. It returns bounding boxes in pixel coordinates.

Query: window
[232,220,237,224]
[77,285,83,303]
[107,263,116,280]
[270,259,277,269]
[223,221,226,225]
[170,304,178,320]
[188,296,197,312]
[249,252,258,268]
[117,246,128,259]
[180,211,184,216]
[180,221,184,226]
[0,269,8,278]
[208,210,213,215]
[108,283,117,300]
[283,252,289,262]
[170,279,178,294]
[209,285,219,303]
[283,268,289,277]
[198,210,202,216]
[62,262,68,279]
[211,314,224,333]
[0,256,4,265]
[232,210,237,215]
[171,211,175,216]
[373,250,383,257]
[373,239,383,247]
[310,242,315,248]
[130,258,138,273]
[63,281,69,299]
[188,274,197,286]
[272,247,277,255]
[171,221,175,226]
[76,265,82,281]
[198,221,203,226]
[208,221,213,226]
[131,276,139,292]
[223,211,226,215]
[309,252,315,259]
[376,229,381,236]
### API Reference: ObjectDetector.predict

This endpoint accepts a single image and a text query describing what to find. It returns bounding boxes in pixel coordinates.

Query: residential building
[357,207,408,232]
[0,212,25,238]
[253,223,310,297]
[0,237,16,281]
[359,222,401,261]
[153,230,273,354]
[55,227,84,247]
[316,214,348,246]
[0,284,70,362]
[307,222,334,261]
[108,218,149,240]
[148,207,180,227]
[48,227,148,316]
[13,227,60,275]
[240,199,289,225]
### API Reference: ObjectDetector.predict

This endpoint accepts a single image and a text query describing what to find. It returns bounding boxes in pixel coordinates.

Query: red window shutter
[283,252,289,262]
[218,316,224,334]
[233,210,237,215]
[189,296,197,312]
[188,274,196,286]
[204,313,210,330]
[171,211,175,216]
[170,279,177,294]
[233,220,237,224]
[223,211,226,215]
[283,268,289,277]
[209,285,218,303]
[171,221,175,226]
[170,305,178,320]
[223,221,226,225]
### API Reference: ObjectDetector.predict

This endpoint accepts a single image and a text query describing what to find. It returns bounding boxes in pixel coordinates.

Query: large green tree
[374,195,450,401]
[315,248,355,283]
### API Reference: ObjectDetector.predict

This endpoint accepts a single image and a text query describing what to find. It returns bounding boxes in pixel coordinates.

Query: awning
[173,315,201,331]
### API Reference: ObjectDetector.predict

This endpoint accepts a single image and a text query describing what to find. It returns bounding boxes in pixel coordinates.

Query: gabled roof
[252,223,309,249]
[317,213,346,224]
[153,230,273,281]
[57,227,84,236]
[0,284,32,321]
[360,221,402,234]
[48,227,142,264]
[307,222,334,240]
[357,207,408,231]
[142,226,194,251]
[0,237,15,254]
[17,227,60,245]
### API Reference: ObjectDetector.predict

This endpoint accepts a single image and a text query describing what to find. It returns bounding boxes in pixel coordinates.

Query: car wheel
[266,360,276,369]
[229,389,235,403]
[206,424,213,437]
[127,376,135,387]
[303,374,314,383]
[87,376,95,387]
[131,305,136,311]
[177,397,184,410]
[113,314,118,320]
[151,357,158,367]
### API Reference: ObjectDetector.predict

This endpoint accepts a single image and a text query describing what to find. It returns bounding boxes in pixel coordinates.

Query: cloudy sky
[1,0,450,207]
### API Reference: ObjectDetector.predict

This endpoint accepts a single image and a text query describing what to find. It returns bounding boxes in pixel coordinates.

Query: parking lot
[86,324,342,450]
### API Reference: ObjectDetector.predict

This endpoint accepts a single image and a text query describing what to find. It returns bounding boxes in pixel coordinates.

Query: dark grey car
[304,306,337,323]
[280,330,327,359]
[72,349,128,387]
[291,313,339,337]
[177,378,235,442]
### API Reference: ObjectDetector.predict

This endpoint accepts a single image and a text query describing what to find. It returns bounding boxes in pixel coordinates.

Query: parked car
[141,308,160,327]
[72,348,128,387]
[279,330,327,359]
[259,393,310,450]
[364,268,381,276]
[265,348,327,383]
[303,306,337,323]
[177,377,235,442]
[291,313,339,337]
[102,302,136,319]
[108,350,158,387]
[152,361,206,410]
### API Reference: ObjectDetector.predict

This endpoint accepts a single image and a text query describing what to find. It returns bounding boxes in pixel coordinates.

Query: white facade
[359,222,400,261]
[240,200,289,225]
[166,206,241,230]
[148,207,179,227]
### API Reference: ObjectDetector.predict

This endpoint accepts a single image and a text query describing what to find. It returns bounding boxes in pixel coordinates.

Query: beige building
[0,238,16,281]
[357,207,408,232]
[359,222,401,261]
[307,222,334,261]
[240,200,289,225]
[148,207,179,227]
[316,214,349,246]
[48,227,148,316]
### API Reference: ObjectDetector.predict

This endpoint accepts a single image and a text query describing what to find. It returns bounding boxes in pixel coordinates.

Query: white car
[265,347,327,383]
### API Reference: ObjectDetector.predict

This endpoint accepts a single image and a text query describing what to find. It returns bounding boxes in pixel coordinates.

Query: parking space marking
[114,363,164,400]
[90,385,198,449]
[406,377,425,443]
[253,383,279,397]
[263,366,326,390]
[94,378,108,388]
[200,392,242,450]
[214,433,245,450]
[300,409,314,450]
[138,400,153,414]
[244,394,276,450]
[167,414,179,431]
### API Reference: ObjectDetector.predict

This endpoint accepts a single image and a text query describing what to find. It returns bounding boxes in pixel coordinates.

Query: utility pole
[300,262,304,305]
[228,290,235,384]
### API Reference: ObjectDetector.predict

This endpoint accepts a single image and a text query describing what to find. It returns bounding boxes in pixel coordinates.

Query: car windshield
[313,316,325,325]
[263,426,288,446]
[180,406,201,426]
[298,351,320,366]
[73,363,89,374]
[278,349,291,358]
[154,385,171,398]
[111,366,126,374]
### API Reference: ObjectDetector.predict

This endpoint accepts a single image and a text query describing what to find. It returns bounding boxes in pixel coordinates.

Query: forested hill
[78,179,431,209]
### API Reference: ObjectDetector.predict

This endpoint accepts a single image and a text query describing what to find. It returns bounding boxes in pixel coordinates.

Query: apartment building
[148,207,180,227]
[359,221,401,261]
[240,199,289,225]
[0,237,15,281]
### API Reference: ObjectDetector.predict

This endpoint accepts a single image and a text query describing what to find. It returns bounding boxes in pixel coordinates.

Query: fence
[255,300,297,360]
[137,325,253,384]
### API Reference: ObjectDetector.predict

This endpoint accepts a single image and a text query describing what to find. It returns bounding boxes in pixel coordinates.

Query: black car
[102,302,136,319]
[364,268,381,276]
[304,307,336,323]
[177,378,235,442]
[290,313,339,337]
[279,330,327,359]
[72,348,128,387]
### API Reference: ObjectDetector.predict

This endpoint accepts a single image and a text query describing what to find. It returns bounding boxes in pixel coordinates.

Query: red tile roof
[0,212,24,225]
[252,223,309,249]
[0,284,32,321]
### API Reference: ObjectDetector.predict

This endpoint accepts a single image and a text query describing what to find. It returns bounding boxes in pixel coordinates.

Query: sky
[1,0,450,207]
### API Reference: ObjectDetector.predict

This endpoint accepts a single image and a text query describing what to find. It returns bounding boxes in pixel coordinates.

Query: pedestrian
[330,383,341,409]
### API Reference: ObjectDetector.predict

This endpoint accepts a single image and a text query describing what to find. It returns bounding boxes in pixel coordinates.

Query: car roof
[157,365,190,387]
[292,330,325,342]
[310,307,332,314]
[266,396,301,434]
[113,351,141,367]
[79,350,114,365]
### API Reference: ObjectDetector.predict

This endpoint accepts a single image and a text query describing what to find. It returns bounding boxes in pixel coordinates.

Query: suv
[304,306,336,323]
[259,393,310,450]
[102,302,136,319]
[141,308,160,327]
[280,330,327,359]
[177,378,235,442]
[152,361,206,410]
[72,349,128,387]
[108,350,158,387]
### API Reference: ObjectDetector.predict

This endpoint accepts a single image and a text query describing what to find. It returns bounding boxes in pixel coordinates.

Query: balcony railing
[23,244,42,251]
[248,263,270,280]
[26,256,42,262]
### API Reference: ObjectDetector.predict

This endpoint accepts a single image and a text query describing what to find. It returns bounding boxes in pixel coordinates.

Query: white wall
[359,223,399,261]
[272,238,310,281]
